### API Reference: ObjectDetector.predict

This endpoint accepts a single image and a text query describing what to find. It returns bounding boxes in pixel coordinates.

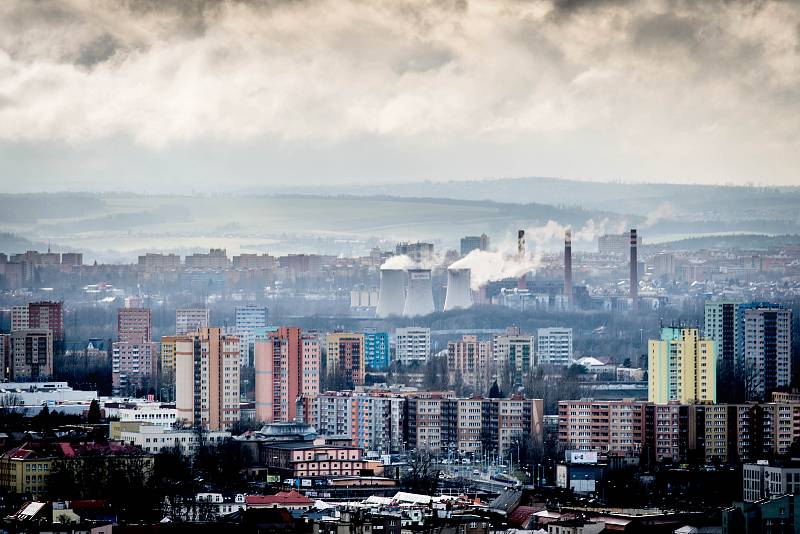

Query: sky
[1,0,799,192]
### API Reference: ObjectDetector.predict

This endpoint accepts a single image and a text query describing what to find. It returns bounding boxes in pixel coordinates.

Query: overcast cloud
[0,0,798,191]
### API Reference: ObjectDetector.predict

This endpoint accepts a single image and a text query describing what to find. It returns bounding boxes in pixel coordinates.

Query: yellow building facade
[648,327,716,404]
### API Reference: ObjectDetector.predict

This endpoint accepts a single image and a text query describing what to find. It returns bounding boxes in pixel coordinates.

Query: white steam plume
[643,202,675,228]
[450,249,540,291]
[450,217,628,290]
[380,254,416,270]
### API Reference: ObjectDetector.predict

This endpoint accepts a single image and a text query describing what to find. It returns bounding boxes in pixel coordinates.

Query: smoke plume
[380,254,416,270]
[450,249,540,291]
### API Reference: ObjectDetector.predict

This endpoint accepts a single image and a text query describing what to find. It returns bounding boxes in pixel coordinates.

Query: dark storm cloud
[0,0,798,186]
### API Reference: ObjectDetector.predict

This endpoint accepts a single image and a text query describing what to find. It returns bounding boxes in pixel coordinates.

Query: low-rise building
[120,424,230,455]
[261,442,365,478]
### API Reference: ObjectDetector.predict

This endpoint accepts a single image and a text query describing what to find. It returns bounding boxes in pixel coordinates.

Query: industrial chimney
[444,268,473,311]
[376,268,406,318]
[630,228,638,311]
[403,269,435,317]
[564,229,572,309]
[517,229,526,290]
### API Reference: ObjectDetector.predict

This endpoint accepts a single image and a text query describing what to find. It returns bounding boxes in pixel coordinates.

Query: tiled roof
[246,491,314,506]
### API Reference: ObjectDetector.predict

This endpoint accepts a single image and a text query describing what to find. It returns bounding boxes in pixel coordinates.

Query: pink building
[558,399,648,455]
[28,301,64,343]
[118,307,152,343]
[112,306,155,395]
[112,341,158,395]
[254,327,320,423]
[262,443,364,478]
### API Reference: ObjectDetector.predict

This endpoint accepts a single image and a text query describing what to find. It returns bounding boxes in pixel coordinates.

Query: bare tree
[402,449,440,495]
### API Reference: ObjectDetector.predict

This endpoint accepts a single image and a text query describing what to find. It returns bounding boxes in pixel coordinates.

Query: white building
[394,327,431,366]
[743,461,800,502]
[120,424,230,455]
[537,327,573,366]
[234,305,269,366]
[176,308,209,335]
[118,403,178,429]
[0,381,97,410]
[11,305,29,331]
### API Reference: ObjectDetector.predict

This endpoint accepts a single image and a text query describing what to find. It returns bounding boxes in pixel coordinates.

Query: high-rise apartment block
[405,393,543,456]
[705,300,743,402]
[0,334,9,381]
[394,327,430,366]
[10,329,53,380]
[459,234,489,256]
[395,242,434,264]
[558,399,648,457]
[117,307,152,343]
[176,308,209,335]
[493,328,535,388]
[254,327,321,423]
[363,330,390,370]
[11,306,29,331]
[112,342,157,395]
[137,252,181,271]
[648,327,716,404]
[184,248,230,270]
[113,306,157,395]
[598,233,641,255]
[160,336,177,374]
[744,307,792,401]
[234,304,269,366]
[447,335,492,391]
[325,332,365,386]
[311,391,405,454]
[175,327,240,430]
[558,397,800,465]
[536,327,573,366]
[232,253,276,270]
[23,301,64,353]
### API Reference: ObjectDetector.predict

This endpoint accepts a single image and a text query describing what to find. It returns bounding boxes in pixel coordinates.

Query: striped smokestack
[564,229,572,309]
[517,229,526,290]
[630,228,638,311]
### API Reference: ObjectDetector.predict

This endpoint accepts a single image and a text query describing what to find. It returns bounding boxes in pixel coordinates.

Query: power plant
[376,268,406,318]
[630,228,638,310]
[443,268,472,311]
[403,268,435,317]
[564,229,572,309]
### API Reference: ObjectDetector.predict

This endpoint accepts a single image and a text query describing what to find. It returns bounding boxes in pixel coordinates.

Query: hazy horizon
[1,0,799,192]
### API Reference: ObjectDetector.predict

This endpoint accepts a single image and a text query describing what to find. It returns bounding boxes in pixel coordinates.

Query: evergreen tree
[87,399,101,424]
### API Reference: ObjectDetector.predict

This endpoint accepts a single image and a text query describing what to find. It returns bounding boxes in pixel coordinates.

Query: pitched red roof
[508,505,545,528]
[246,490,314,506]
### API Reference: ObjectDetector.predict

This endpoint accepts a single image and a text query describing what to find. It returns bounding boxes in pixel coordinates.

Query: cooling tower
[444,268,473,311]
[403,269,435,317]
[376,268,406,318]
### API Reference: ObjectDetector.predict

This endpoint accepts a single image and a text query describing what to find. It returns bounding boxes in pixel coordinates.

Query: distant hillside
[271,177,800,222]
[647,234,800,252]
[0,232,49,253]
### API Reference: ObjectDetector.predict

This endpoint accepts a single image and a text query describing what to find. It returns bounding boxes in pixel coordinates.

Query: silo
[444,268,473,311]
[403,269,435,317]
[376,268,406,318]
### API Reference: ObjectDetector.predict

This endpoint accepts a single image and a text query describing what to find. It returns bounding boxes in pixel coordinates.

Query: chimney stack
[630,228,638,311]
[517,229,526,290]
[564,229,572,309]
